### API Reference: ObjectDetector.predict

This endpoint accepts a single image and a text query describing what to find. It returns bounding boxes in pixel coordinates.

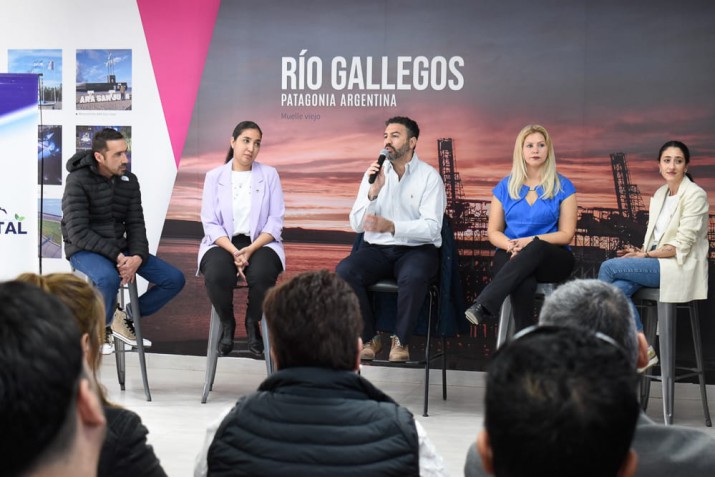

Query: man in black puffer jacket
[204,270,443,476]
[61,128,184,350]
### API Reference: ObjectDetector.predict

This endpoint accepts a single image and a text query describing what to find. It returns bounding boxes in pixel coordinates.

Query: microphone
[368,149,390,184]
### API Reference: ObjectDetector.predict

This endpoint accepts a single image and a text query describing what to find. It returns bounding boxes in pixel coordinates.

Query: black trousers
[199,235,283,328]
[336,243,439,345]
[477,238,574,331]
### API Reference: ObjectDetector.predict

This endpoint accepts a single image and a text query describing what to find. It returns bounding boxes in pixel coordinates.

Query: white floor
[99,353,715,477]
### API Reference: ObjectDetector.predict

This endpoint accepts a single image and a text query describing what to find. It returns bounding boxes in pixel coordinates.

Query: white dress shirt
[349,153,446,247]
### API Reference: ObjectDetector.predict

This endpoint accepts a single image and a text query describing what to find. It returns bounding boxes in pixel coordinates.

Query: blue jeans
[70,251,185,326]
[598,257,660,331]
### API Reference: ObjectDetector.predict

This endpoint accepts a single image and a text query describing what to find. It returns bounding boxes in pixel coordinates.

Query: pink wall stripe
[137,0,220,167]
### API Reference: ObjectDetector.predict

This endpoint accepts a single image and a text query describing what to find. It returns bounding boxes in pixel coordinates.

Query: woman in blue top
[466,124,578,331]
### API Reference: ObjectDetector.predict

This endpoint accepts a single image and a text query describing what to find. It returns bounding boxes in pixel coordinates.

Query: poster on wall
[8,49,62,110]
[39,198,62,259]
[76,49,133,111]
[0,73,39,279]
[38,125,62,185]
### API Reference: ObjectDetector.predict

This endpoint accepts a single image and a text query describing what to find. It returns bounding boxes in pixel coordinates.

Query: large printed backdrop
[153,0,715,374]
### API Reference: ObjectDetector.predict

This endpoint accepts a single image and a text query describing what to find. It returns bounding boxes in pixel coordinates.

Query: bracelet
[645,251,650,258]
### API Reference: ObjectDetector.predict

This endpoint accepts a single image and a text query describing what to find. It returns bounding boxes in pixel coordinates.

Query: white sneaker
[101,327,114,355]
[638,345,659,373]
[111,309,152,348]
[101,339,114,355]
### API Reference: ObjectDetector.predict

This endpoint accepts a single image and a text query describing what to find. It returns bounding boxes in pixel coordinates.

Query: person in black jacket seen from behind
[203,270,446,476]
[61,128,184,352]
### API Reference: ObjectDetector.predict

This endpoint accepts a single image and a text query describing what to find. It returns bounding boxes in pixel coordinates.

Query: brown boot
[360,335,383,361]
[388,335,409,362]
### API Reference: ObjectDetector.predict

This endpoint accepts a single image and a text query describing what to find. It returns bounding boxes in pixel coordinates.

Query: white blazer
[642,176,709,302]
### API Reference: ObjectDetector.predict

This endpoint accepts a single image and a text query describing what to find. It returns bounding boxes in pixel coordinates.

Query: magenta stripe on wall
[137,0,220,167]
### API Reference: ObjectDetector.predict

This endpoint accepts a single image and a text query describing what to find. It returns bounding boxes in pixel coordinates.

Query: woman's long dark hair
[225,121,263,163]
[657,140,693,182]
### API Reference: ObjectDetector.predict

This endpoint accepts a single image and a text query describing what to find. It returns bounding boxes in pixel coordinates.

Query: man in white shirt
[336,116,446,362]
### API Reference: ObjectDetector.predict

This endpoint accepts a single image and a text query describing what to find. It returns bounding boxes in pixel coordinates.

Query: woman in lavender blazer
[198,121,285,356]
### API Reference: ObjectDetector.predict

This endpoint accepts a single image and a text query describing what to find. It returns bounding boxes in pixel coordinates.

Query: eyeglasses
[495,324,630,363]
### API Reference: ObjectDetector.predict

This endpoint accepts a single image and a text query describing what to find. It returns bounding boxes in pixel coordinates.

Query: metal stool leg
[261,315,274,376]
[496,297,513,349]
[201,307,221,403]
[689,303,712,426]
[127,282,151,401]
[657,301,676,425]
[442,336,447,401]
[114,337,126,390]
[423,292,433,417]
[639,301,658,411]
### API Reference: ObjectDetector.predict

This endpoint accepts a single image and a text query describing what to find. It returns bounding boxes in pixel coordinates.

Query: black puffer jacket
[61,150,148,262]
[207,367,420,476]
[98,406,167,477]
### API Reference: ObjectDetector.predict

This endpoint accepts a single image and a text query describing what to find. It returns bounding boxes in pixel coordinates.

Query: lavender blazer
[197,160,285,270]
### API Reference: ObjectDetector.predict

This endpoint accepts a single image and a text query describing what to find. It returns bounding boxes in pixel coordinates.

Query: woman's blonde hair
[16,272,110,405]
[508,124,561,200]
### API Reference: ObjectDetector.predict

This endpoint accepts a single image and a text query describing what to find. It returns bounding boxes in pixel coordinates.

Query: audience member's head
[91,127,125,155]
[0,280,106,477]
[263,270,361,371]
[16,272,106,373]
[539,278,648,370]
[478,326,639,477]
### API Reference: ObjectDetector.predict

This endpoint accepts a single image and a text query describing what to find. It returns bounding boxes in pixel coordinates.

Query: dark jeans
[336,243,439,345]
[199,235,283,328]
[70,250,185,326]
[477,238,574,331]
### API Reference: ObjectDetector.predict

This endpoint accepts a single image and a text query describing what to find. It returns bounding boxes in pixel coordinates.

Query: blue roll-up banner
[0,73,39,280]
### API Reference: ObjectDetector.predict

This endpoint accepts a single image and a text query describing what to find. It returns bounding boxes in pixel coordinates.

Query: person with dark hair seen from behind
[476,325,639,477]
[465,124,577,331]
[337,116,447,362]
[599,140,709,372]
[16,272,167,477]
[62,127,185,353]
[0,280,106,477]
[465,279,715,477]
[198,121,285,356]
[197,270,446,476]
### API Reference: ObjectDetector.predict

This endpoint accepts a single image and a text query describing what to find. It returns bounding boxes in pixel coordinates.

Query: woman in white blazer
[198,121,285,356]
[599,141,709,369]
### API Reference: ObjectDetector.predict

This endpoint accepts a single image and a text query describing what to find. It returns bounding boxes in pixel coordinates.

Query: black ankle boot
[219,321,235,356]
[465,303,492,326]
[246,321,264,355]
